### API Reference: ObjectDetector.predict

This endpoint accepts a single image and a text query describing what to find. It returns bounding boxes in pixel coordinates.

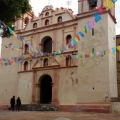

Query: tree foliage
[0,0,31,26]
[0,0,32,37]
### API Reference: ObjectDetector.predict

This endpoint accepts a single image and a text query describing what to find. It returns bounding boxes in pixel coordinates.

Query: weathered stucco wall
[18,72,33,104]
[108,14,118,97]
[77,14,110,102]
[0,65,19,104]
[0,36,20,104]
[58,68,78,105]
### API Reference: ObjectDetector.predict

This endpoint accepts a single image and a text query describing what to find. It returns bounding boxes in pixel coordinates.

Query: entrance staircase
[20,104,59,111]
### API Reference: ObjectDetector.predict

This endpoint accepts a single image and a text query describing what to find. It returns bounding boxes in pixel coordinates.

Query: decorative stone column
[31,71,37,104]
[53,30,57,51]
[40,57,43,67]
[74,26,76,51]
[49,56,52,66]
[51,69,59,105]
[35,83,40,103]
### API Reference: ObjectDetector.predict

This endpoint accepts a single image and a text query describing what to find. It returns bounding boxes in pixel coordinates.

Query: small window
[45,19,49,25]
[45,12,49,16]
[25,44,29,53]
[24,61,28,71]
[58,16,62,23]
[66,35,72,47]
[92,28,94,36]
[44,58,48,66]
[33,23,37,28]
[66,55,72,66]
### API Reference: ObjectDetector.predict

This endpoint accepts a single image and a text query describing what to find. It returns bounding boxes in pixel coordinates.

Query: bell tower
[77,0,117,102]
[78,0,102,14]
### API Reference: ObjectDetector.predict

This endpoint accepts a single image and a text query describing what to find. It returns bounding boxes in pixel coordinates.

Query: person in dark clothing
[9,96,15,111]
[16,97,21,111]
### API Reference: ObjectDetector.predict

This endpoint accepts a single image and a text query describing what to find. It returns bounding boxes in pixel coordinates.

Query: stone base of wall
[55,103,112,113]
[0,104,9,110]
[110,97,120,102]
[0,102,113,113]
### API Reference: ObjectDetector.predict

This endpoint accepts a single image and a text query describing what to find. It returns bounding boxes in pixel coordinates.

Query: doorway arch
[40,75,52,104]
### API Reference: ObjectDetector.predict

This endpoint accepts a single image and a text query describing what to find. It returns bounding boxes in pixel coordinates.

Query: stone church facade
[0,0,119,112]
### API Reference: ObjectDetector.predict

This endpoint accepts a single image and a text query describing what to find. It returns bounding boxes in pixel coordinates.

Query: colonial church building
[0,0,119,112]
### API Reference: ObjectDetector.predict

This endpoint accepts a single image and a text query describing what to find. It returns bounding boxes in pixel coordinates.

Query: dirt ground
[0,110,120,120]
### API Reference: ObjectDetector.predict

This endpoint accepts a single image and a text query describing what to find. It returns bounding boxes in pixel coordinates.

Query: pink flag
[98,4,103,14]
[91,17,95,28]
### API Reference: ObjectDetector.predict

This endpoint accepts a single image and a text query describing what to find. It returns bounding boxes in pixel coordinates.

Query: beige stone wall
[108,14,118,97]
[0,64,19,104]
[0,36,20,104]
[18,72,33,104]
[58,68,77,105]
[1,36,20,58]
[77,13,113,102]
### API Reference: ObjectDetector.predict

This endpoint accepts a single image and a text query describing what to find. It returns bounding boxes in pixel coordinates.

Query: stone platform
[0,110,120,120]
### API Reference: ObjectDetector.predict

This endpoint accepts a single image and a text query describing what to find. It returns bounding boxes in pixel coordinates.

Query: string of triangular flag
[7,26,38,54]
[50,11,102,57]
[0,1,117,67]
[1,43,23,51]
[51,1,116,57]
[6,4,102,57]
[104,0,117,10]
[0,46,119,67]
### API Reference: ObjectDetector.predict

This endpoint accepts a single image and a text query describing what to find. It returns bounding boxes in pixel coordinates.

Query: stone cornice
[18,65,78,73]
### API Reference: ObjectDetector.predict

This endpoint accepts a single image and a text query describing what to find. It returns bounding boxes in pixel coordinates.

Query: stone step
[110,97,120,102]
[0,104,9,110]
[20,104,59,111]
[56,103,112,113]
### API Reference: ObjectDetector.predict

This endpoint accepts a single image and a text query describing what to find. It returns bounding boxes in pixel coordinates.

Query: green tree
[0,0,32,37]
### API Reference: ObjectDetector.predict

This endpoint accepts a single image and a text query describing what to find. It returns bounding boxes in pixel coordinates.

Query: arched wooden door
[40,75,52,104]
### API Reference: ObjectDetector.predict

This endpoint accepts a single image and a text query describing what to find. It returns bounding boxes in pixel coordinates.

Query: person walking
[16,97,21,111]
[9,96,15,111]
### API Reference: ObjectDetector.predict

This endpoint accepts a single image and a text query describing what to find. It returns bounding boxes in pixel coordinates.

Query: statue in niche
[58,16,62,22]
[44,58,48,66]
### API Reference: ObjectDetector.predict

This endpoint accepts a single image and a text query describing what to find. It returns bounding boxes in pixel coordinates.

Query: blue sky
[30,0,120,35]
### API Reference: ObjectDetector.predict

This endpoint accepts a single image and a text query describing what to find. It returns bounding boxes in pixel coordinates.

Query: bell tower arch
[78,0,102,14]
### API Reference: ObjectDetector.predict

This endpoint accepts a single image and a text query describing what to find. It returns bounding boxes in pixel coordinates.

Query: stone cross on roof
[66,0,72,8]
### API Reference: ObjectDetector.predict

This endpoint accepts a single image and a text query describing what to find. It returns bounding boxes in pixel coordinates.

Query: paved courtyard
[0,110,120,120]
